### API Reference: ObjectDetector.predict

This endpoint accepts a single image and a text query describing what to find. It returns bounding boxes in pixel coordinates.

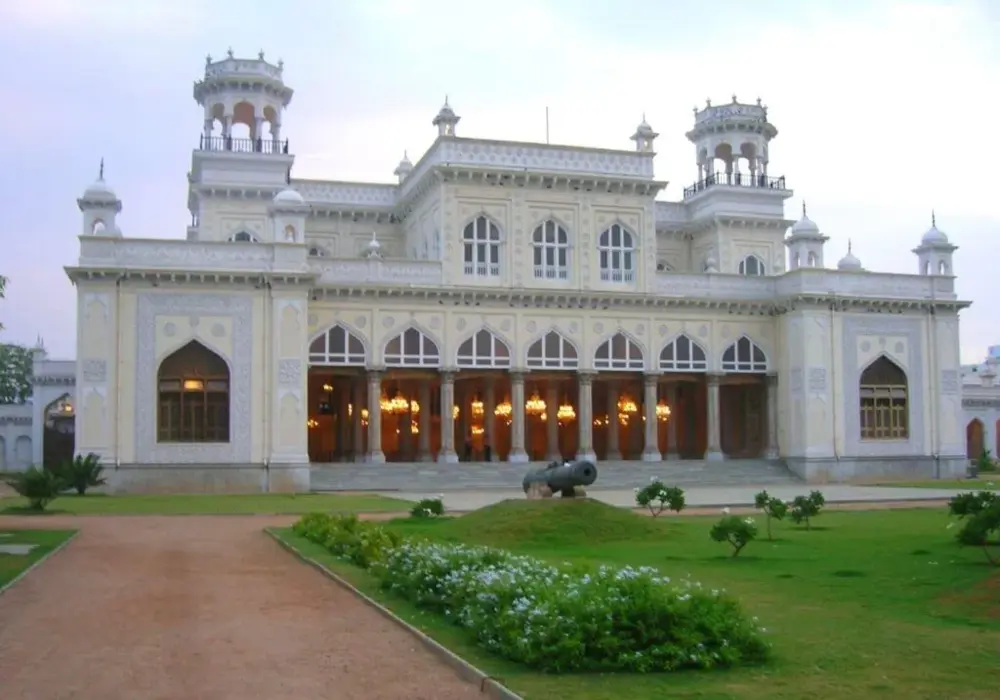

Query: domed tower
[837,240,864,272]
[77,159,122,237]
[785,202,828,269]
[393,152,413,184]
[630,115,659,153]
[432,97,460,137]
[913,212,957,276]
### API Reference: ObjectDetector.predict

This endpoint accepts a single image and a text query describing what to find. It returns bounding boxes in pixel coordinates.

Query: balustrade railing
[683,172,787,198]
[198,135,290,155]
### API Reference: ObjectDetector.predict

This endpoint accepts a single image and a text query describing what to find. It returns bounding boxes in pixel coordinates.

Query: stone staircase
[310,458,801,492]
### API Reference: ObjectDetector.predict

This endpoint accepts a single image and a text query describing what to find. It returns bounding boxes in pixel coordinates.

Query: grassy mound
[393,498,664,548]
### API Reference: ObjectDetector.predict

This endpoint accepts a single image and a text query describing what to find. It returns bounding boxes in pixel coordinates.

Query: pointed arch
[597,221,636,283]
[462,213,502,279]
[383,325,440,367]
[967,418,985,460]
[721,335,768,373]
[309,323,367,366]
[156,339,231,443]
[659,333,708,372]
[526,329,579,369]
[594,331,645,371]
[456,328,511,368]
[859,354,908,440]
[738,254,766,276]
[228,231,258,243]
[531,217,571,281]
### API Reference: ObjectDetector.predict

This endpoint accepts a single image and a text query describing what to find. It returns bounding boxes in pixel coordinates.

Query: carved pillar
[764,373,779,459]
[338,387,350,462]
[576,372,597,463]
[417,381,432,462]
[352,380,365,462]
[366,370,385,464]
[545,382,560,462]
[438,371,458,463]
[457,383,469,459]
[606,384,622,460]
[483,380,495,461]
[705,373,724,462]
[203,118,213,140]
[509,371,528,463]
[665,383,679,459]
[642,373,662,462]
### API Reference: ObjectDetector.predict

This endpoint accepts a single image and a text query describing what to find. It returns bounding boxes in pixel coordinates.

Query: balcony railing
[683,172,787,198]
[198,135,290,155]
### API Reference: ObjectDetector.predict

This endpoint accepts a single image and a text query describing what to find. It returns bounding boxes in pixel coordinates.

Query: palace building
[42,51,973,492]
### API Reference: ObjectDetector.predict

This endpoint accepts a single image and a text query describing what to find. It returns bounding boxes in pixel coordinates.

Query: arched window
[92,219,107,235]
[526,330,578,369]
[229,231,257,243]
[308,245,326,257]
[532,220,569,280]
[967,419,985,459]
[384,327,440,367]
[938,260,948,275]
[721,336,768,373]
[656,260,673,272]
[659,334,708,372]
[739,254,765,276]
[457,329,511,368]
[309,325,365,365]
[859,356,908,440]
[807,252,817,267]
[598,224,635,283]
[594,332,644,371]
[157,340,230,443]
[284,224,297,242]
[462,215,501,278]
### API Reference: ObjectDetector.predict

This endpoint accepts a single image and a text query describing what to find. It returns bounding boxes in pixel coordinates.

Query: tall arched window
[526,330,578,369]
[594,332,644,371]
[721,336,768,373]
[157,340,230,443]
[463,215,501,278]
[309,324,366,365]
[457,329,511,368]
[384,327,440,367]
[806,252,817,267]
[229,231,257,243]
[739,254,765,276]
[860,356,908,440]
[659,334,708,372]
[598,224,635,283]
[532,220,569,280]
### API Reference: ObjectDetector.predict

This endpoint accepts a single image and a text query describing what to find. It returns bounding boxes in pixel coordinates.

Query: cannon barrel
[522,460,598,493]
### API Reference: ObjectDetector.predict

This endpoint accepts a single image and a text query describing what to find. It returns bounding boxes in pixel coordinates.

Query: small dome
[362,231,384,259]
[394,151,413,177]
[837,241,863,271]
[790,202,819,235]
[273,187,305,204]
[81,159,117,201]
[921,224,949,245]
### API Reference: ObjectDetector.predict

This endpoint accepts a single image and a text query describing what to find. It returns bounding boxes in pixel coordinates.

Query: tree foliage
[0,342,33,405]
[0,273,6,332]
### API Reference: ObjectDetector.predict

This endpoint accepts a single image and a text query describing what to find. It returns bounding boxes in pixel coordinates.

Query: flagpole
[545,106,550,144]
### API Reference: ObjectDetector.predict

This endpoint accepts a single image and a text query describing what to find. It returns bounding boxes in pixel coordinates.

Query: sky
[0,0,996,363]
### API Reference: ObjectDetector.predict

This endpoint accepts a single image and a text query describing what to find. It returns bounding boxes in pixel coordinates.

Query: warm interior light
[347,403,353,417]
[656,402,671,421]
[556,403,576,422]
[470,398,484,418]
[410,399,420,414]
[307,418,319,429]
[617,396,638,414]
[183,379,204,392]
[411,419,419,434]
[471,425,485,436]
[452,405,460,419]
[525,392,546,415]
[322,383,334,393]
[494,399,512,425]
[389,393,409,415]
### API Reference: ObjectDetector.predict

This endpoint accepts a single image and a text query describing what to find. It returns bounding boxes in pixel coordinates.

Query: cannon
[522,459,598,499]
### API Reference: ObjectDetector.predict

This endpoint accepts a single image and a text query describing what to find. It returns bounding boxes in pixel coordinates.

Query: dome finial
[98,157,104,181]
[802,200,807,218]
[931,209,936,227]
[848,238,853,254]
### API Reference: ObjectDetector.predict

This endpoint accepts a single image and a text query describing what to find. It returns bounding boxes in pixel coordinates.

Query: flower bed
[292,513,770,673]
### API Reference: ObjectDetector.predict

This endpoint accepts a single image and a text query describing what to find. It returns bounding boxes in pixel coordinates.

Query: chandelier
[379,392,409,415]
[556,403,576,422]
[453,404,460,419]
[494,399,512,425]
[617,396,638,414]
[307,418,319,429]
[410,399,420,415]
[656,401,671,422]
[346,403,370,424]
[470,398,485,418]
[322,383,334,393]
[411,419,419,434]
[525,392,546,416]
[471,425,485,436]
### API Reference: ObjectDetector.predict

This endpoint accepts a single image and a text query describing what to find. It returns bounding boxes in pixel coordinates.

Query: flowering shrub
[948,490,999,519]
[292,512,401,568]
[790,491,826,530]
[710,515,758,557]
[753,490,788,541]
[410,495,446,519]
[634,478,686,517]
[953,497,1000,566]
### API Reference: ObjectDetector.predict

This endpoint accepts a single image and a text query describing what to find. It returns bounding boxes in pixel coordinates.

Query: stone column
[366,370,385,464]
[483,380,496,462]
[352,380,365,462]
[438,371,458,463]
[665,383,679,459]
[764,373,779,459]
[457,384,469,458]
[338,386,351,462]
[705,373,724,462]
[509,371,528,463]
[642,373,662,461]
[545,383,560,462]
[576,372,597,463]
[606,384,622,460]
[417,381,432,462]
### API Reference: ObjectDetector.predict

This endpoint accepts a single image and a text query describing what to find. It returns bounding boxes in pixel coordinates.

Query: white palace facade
[13,51,973,492]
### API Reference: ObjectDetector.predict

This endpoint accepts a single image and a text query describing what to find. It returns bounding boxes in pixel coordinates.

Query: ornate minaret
[913,211,957,276]
[785,202,829,269]
[77,159,122,237]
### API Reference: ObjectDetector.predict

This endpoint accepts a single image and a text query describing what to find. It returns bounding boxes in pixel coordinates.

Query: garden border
[0,529,80,598]
[266,529,523,700]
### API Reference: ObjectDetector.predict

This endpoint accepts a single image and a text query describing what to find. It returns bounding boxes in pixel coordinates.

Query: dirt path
[0,515,484,700]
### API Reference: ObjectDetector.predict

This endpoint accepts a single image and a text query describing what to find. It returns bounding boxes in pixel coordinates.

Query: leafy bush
[753,490,787,541]
[976,449,998,474]
[4,466,65,511]
[410,495,445,519]
[54,452,106,495]
[292,512,401,568]
[790,491,826,530]
[373,540,769,672]
[948,490,999,519]
[710,515,758,557]
[633,478,686,517]
[953,497,1000,566]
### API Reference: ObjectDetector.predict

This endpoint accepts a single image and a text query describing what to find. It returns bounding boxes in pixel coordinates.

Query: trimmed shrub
[55,452,106,495]
[634,478,686,517]
[4,466,65,511]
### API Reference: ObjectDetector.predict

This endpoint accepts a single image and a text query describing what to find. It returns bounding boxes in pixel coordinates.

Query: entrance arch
[43,394,75,470]
[156,340,231,443]
[967,418,985,460]
[719,336,769,457]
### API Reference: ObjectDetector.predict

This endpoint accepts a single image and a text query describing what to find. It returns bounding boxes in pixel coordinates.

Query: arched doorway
[43,394,75,470]
[156,340,231,443]
[967,419,985,460]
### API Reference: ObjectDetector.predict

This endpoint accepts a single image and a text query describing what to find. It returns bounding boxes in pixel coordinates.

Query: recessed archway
[967,418,985,460]
[43,393,75,471]
[156,340,231,443]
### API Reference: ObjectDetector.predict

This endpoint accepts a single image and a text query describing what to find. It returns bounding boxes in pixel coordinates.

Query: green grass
[0,492,413,516]
[0,528,76,588]
[273,499,1000,700]
[872,479,997,490]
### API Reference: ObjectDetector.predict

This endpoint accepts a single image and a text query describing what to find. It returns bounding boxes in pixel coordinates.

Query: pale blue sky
[0,0,996,362]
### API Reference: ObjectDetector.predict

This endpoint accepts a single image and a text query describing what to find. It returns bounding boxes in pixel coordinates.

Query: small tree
[56,453,107,495]
[710,515,758,557]
[955,498,1000,566]
[409,495,445,519]
[790,490,826,530]
[4,466,65,511]
[949,490,998,519]
[634,478,686,517]
[753,489,788,541]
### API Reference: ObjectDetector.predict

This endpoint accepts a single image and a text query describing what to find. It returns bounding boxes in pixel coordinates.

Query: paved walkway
[0,516,484,700]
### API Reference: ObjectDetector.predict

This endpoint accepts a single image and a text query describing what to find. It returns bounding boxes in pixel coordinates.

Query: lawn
[872,479,997,490]
[273,500,1000,700]
[0,529,77,589]
[0,492,413,516]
